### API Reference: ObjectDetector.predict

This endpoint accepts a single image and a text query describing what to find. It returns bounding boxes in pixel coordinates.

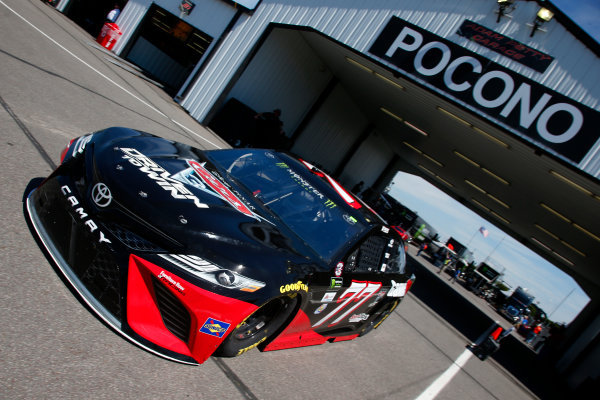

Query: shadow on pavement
[407,255,572,399]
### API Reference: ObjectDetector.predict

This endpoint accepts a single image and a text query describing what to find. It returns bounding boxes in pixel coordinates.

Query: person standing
[449,267,461,283]
[107,4,121,23]
[526,323,543,344]
[417,242,428,256]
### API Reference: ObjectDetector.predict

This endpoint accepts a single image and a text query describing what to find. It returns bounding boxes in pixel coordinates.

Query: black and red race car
[26,127,414,365]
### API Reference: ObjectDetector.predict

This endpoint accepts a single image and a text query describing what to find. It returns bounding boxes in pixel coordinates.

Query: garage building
[53,0,600,390]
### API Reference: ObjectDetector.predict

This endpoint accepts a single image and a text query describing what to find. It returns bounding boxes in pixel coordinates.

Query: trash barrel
[96,23,122,51]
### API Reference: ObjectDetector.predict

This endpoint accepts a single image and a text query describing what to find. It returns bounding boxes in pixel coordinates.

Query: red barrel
[96,23,122,51]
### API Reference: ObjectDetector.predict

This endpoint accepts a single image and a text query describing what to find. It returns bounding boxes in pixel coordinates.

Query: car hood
[85,129,320,278]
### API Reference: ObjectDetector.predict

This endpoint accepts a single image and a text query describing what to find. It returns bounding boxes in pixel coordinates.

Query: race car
[25,127,414,365]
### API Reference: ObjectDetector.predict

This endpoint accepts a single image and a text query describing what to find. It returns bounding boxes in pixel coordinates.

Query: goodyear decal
[280,281,308,293]
[199,318,230,338]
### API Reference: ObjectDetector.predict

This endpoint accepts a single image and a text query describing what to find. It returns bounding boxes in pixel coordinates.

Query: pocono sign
[369,17,600,164]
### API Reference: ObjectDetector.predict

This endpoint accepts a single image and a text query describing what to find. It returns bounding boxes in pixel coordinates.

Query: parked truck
[499,286,535,323]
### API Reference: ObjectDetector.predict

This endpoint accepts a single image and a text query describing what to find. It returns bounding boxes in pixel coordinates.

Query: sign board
[369,16,600,164]
[475,263,501,282]
[180,0,195,16]
[457,20,554,73]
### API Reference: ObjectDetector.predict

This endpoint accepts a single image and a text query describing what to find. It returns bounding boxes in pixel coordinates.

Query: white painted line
[414,349,473,400]
[0,0,222,149]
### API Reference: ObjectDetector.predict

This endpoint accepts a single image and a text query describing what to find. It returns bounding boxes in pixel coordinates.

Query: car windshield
[207,150,369,261]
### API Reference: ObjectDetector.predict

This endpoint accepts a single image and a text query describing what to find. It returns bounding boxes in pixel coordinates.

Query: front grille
[152,277,191,343]
[33,178,122,319]
[104,223,164,252]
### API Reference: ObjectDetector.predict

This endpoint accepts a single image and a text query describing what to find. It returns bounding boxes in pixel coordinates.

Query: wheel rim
[232,297,290,341]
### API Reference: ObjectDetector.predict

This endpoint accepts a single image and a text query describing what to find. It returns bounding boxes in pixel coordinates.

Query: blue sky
[552,0,600,42]
[389,172,590,325]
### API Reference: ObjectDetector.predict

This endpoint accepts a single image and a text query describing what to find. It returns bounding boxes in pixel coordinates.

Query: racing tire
[215,295,298,357]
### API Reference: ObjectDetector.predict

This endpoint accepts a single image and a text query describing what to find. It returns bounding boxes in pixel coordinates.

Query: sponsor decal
[91,183,112,208]
[72,134,93,156]
[343,214,358,225]
[60,185,111,244]
[298,159,362,209]
[119,148,209,209]
[334,262,344,277]
[369,288,388,307]
[157,270,185,295]
[314,304,328,314]
[179,0,195,16]
[279,161,327,203]
[313,280,382,328]
[236,336,267,356]
[321,292,337,302]
[457,20,553,73]
[187,160,257,218]
[171,167,208,192]
[387,280,408,298]
[280,280,308,293]
[199,317,230,338]
[349,313,369,323]
[330,277,343,289]
[369,16,600,163]
[381,226,390,233]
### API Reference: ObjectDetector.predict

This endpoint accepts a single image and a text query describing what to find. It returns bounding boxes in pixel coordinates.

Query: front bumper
[26,178,257,364]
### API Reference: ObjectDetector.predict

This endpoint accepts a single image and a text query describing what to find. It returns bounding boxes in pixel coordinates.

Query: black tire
[215,295,298,357]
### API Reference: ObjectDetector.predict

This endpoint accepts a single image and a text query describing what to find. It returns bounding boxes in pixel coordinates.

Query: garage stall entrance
[122,4,213,94]
[207,26,393,188]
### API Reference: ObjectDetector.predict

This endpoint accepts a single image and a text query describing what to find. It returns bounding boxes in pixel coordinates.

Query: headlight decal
[159,254,265,292]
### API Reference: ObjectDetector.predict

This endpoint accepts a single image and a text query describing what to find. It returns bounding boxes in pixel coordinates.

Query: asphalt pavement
[0,1,544,399]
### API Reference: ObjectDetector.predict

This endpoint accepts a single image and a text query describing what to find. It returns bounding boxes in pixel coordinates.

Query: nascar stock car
[25,127,415,365]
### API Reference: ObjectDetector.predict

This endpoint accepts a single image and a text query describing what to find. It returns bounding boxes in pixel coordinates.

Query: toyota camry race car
[26,127,414,365]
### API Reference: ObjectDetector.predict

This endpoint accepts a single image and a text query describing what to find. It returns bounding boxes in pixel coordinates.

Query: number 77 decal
[312,280,382,328]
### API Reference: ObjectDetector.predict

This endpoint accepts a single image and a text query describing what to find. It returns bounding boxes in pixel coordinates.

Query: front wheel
[215,295,298,357]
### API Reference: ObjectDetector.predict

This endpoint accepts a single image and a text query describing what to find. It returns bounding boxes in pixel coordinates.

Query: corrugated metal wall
[111,0,236,56]
[340,133,395,188]
[180,0,600,117]
[226,28,333,135]
[291,84,369,175]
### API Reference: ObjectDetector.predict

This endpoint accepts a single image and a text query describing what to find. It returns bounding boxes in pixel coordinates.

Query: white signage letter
[473,71,515,108]
[537,103,583,144]
[443,56,482,92]
[500,83,552,129]
[414,42,451,76]
[385,27,423,57]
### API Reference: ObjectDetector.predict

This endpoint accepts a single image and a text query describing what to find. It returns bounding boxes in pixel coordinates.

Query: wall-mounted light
[529,7,554,37]
[495,0,515,23]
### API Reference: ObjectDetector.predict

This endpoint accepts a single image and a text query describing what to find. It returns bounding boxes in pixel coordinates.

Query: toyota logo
[92,183,112,208]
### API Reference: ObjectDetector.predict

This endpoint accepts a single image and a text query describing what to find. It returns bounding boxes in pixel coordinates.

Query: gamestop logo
[369,16,600,164]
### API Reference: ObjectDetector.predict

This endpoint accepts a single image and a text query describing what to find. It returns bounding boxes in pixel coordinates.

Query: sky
[389,172,590,325]
[552,0,600,43]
